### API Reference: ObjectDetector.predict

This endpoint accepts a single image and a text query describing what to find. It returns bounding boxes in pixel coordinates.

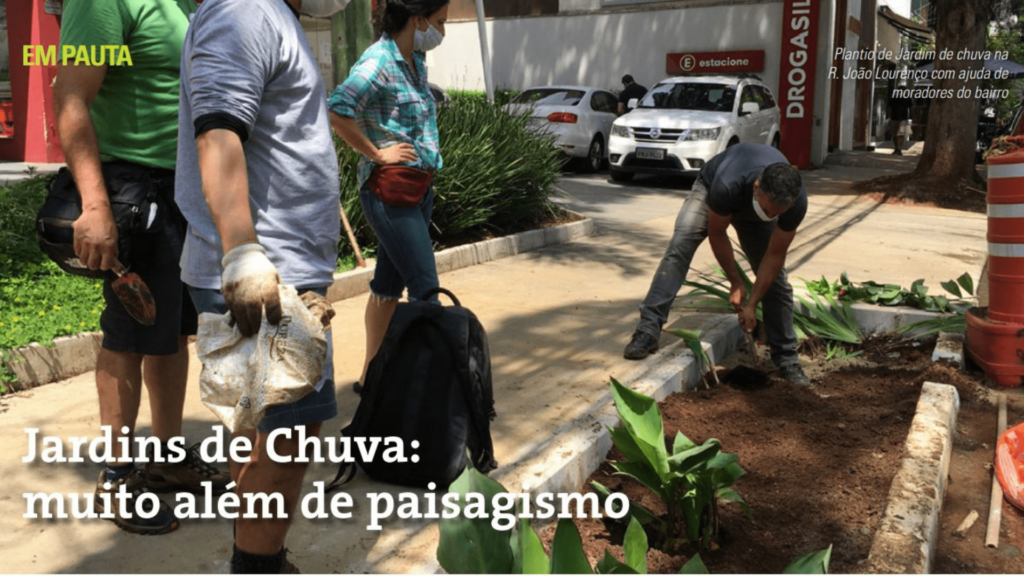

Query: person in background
[53,0,228,536]
[888,89,913,155]
[623,143,812,388]
[329,0,449,394]
[618,74,647,115]
[176,0,349,571]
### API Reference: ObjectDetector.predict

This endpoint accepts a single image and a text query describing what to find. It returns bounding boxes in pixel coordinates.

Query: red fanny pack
[367,165,434,207]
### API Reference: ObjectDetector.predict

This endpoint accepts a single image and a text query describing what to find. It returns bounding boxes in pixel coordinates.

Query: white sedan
[503,86,619,173]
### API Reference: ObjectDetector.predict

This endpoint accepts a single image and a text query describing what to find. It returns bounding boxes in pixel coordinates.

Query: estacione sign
[778,0,819,168]
[665,50,765,75]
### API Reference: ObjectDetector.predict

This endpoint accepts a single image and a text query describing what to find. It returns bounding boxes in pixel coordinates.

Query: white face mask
[752,193,777,222]
[414,24,444,52]
[299,0,350,17]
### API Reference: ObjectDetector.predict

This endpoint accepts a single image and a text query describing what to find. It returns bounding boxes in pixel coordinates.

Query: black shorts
[100,163,198,355]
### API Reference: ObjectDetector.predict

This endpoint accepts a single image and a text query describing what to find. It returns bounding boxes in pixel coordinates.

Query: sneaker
[779,363,811,387]
[623,331,659,360]
[145,443,231,493]
[94,468,179,535]
[352,381,363,395]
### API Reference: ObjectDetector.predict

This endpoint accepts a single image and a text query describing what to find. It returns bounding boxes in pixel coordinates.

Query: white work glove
[221,243,282,337]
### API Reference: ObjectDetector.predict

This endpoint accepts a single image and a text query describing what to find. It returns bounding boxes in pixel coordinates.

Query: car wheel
[578,135,604,173]
[727,137,740,148]
[610,168,634,182]
[771,134,781,149]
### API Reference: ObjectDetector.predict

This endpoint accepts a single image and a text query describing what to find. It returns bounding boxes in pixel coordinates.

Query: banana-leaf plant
[437,463,652,574]
[597,378,749,552]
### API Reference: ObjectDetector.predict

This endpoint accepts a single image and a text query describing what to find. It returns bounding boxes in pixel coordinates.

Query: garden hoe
[726,308,778,388]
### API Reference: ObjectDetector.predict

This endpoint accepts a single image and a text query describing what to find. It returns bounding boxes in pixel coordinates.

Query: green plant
[0,175,52,278]
[680,544,832,574]
[792,291,863,346]
[681,259,762,323]
[436,464,651,574]
[447,88,522,107]
[432,97,562,239]
[599,378,748,551]
[0,260,105,351]
[806,272,975,314]
[663,328,720,388]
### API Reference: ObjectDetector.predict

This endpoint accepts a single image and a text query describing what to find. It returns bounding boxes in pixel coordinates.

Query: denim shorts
[359,184,439,301]
[187,285,338,433]
[100,165,198,355]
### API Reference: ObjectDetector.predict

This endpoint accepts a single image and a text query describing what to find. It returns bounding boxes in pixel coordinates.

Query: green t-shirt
[60,0,197,169]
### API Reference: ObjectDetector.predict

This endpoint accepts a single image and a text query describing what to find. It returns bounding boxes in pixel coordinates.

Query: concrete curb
[3,332,104,391]
[3,216,595,390]
[865,382,960,574]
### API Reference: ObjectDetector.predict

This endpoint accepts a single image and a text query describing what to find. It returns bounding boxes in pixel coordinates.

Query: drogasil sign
[778,0,819,168]
[665,50,765,75]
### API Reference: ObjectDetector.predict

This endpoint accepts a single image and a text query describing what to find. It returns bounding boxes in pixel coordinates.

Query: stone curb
[866,382,960,574]
[3,216,595,390]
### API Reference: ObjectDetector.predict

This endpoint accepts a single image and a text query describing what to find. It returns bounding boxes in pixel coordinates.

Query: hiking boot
[623,331,659,360]
[94,468,179,535]
[145,443,231,493]
[779,363,811,387]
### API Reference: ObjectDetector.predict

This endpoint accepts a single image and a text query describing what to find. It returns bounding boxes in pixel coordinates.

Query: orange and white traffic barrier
[966,141,1024,387]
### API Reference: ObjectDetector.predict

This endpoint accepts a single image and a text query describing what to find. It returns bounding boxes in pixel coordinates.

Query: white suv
[607,75,781,182]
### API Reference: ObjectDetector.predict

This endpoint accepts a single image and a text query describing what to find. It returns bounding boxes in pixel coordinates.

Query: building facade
[427,0,929,167]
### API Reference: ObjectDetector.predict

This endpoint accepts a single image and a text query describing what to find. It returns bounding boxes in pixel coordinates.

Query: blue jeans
[360,184,439,301]
[187,285,338,432]
[634,180,799,367]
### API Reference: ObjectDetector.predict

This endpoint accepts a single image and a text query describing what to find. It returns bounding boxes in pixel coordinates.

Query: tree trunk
[913,0,994,182]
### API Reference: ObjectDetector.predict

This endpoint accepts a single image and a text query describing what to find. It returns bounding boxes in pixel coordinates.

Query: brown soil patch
[933,395,1024,573]
[541,338,1001,573]
[852,172,987,214]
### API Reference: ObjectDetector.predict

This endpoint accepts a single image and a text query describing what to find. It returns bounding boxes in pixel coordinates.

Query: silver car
[503,86,619,173]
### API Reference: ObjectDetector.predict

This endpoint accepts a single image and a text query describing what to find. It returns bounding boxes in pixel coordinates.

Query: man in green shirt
[53,0,227,535]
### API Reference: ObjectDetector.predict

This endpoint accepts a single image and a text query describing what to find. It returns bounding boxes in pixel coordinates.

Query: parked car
[502,86,619,173]
[606,74,781,182]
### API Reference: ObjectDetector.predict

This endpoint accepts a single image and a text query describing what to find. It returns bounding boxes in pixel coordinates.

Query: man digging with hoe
[624,143,812,387]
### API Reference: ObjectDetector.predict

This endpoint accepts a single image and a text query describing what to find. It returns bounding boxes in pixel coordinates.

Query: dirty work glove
[299,291,336,330]
[221,243,282,337]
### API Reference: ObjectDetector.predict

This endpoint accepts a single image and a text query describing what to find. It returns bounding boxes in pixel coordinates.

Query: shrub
[447,88,522,107]
[0,175,51,278]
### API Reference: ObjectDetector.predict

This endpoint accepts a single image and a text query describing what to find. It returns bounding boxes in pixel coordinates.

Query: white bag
[196,285,328,432]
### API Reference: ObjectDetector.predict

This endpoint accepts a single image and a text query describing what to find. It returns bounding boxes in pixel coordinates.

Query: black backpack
[328,287,497,490]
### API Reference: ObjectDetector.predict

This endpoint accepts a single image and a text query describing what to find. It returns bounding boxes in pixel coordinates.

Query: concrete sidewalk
[0,155,988,573]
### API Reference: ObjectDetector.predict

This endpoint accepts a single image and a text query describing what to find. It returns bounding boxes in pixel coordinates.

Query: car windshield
[512,89,585,106]
[639,83,735,112]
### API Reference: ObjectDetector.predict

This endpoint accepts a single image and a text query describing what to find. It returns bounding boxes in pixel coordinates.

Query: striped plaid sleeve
[328,54,384,118]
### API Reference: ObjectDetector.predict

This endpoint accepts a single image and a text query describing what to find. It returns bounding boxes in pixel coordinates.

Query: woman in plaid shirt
[329,0,450,393]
